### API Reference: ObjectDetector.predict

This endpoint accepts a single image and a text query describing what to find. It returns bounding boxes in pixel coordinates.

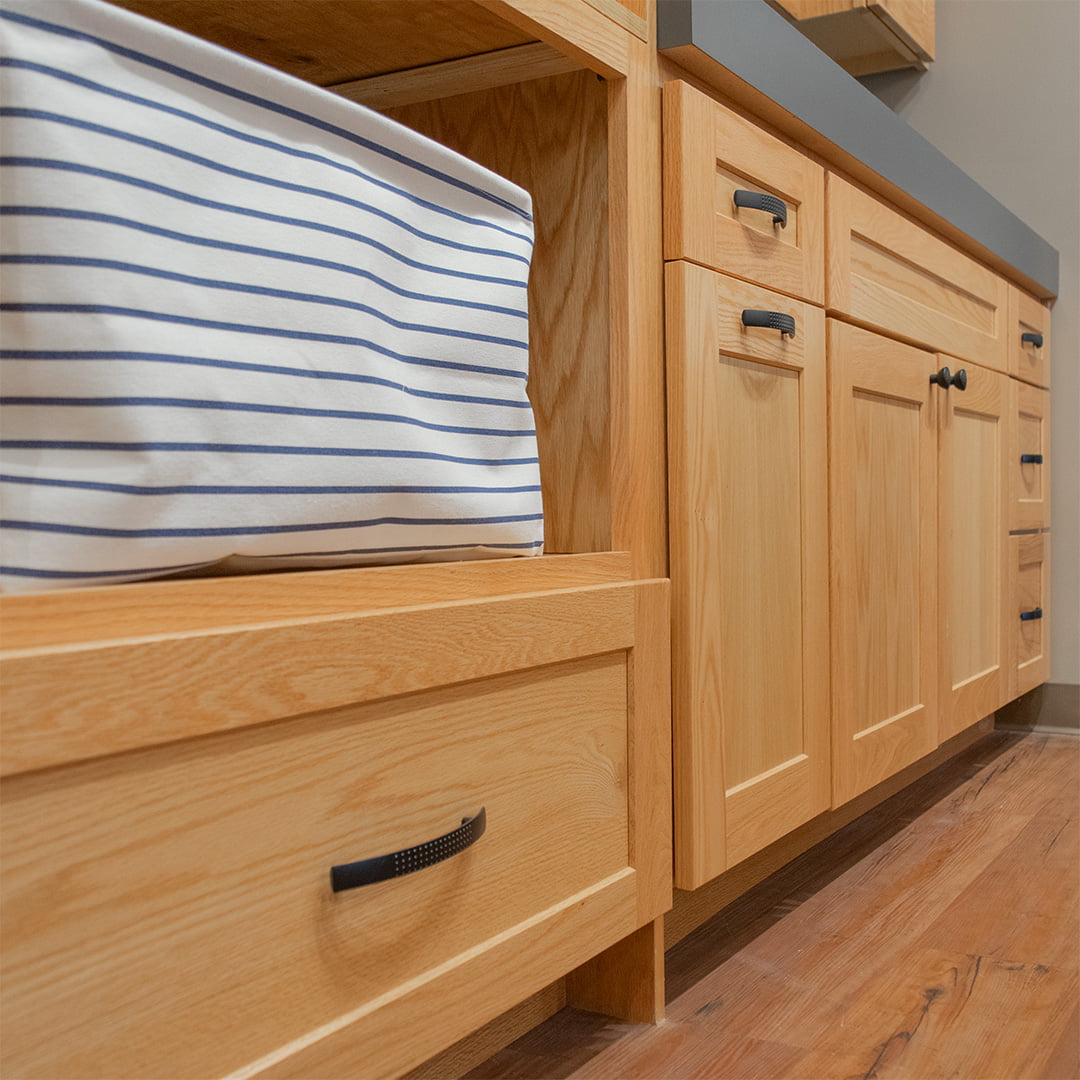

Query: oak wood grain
[1011,532,1051,699]
[826,173,1009,371]
[1008,283,1052,387]
[938,361,1010,736]
[387,72,612,557]
[664,81,825,304]
[829,320,939,805]
[112,1,533,85]
[1,583,637,775]
[1010,380,1052,531]
[667,263,829,888]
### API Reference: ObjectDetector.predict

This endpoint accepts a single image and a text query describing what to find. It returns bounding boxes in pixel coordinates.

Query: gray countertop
[658,0,1058,296]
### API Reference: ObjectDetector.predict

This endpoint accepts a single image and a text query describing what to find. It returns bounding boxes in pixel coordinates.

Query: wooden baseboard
[665,717,994,948]
[997,682,1080,732]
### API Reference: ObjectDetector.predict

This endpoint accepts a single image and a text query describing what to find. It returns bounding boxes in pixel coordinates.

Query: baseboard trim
[996,682,1080,732]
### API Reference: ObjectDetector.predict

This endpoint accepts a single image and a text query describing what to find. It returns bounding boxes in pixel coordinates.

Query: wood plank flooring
[466,731,1079,1079]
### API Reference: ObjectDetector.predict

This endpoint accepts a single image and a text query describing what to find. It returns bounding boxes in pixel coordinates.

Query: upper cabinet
[768,0,935,76]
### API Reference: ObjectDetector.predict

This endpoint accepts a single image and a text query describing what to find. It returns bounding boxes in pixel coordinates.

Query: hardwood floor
[466,731,1079,1079]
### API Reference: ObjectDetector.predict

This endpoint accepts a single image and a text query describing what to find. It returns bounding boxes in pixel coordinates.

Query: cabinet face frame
[1010,531,1051,699]
[828,320,939,806]
[667,261,830,889]
[936,359,1010,736]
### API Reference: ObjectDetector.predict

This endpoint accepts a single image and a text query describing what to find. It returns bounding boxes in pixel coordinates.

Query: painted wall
[862,0,1079,689]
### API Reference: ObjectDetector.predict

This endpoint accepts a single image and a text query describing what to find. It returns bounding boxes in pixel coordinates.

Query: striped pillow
[0,0,542,592]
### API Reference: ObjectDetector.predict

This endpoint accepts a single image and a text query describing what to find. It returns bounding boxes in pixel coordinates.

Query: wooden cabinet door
[667,261,829,888]
[938,361,1009,737]
[1010,531,1051,699]
[829,321,939,806]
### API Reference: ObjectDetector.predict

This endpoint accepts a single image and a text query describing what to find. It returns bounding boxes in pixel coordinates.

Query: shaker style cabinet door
[1010,531,1051,700]
[667,261,829,889]
[829,321,939,806]
[937,360,1010,737]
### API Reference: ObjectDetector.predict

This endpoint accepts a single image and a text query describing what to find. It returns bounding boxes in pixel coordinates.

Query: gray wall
[862,0,1079,689]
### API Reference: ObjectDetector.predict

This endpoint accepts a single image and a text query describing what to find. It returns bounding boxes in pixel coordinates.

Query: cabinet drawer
[1010,532,1050,699]
[826,174,1008,370]
[664,80,825,304]
[1009,380,1051,531]
[1,576,670,1080]
[1008,285,1051,387]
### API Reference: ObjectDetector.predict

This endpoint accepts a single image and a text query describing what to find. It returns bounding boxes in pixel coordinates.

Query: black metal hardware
[1021,454,1044,464]
[952,368,968,391]
[930,366,953,387]
[1021,332,1044,348]
[733,189,788,228]
[330,808,486,892]
[1020,607,1043,622]
[741,308,796,337]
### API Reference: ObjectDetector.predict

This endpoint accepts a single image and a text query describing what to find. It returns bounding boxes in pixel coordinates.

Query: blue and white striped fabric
[0,0,542,592]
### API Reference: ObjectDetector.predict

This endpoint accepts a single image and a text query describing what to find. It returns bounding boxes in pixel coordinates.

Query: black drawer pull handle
[952,368,968,391]
[1020,607,1043,621]
[930,365,952,387]
[1021,332,1044,348]
[742,308,796,337]
[733,189,788,228]
[331,808,486,892]
[1021,453,1044,464]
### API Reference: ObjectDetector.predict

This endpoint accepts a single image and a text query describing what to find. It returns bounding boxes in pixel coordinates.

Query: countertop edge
[657,0,1059,298]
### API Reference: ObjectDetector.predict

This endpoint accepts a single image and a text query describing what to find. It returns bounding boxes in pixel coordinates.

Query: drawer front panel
[1,653,630,1080]
[827,175,1008,370]
[1008,285,1051,387]
[1,574,671,1080]
[1011,532,1050,699]
[667,262,829,886]
[1010,380,1051,531]
[664,80,825,304]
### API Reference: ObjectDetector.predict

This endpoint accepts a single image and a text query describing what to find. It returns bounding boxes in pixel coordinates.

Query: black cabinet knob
[952,368,968,391]
[930,366,952,387]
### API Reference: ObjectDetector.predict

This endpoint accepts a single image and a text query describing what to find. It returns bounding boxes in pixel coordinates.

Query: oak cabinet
[1007,285,1052,388]
[828,321,940,804]
[937,361,1010,738]
[826,174,1008,373]
[768,0,935,76]
[829,321,1011,798]
[663,80,825,304]
[666,261,830,888]
[1010,531,1051,700]
[1,564,670,1080]
[1009,381,1051,532]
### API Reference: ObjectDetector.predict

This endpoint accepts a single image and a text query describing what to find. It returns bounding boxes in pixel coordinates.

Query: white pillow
[0,0,542,592]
